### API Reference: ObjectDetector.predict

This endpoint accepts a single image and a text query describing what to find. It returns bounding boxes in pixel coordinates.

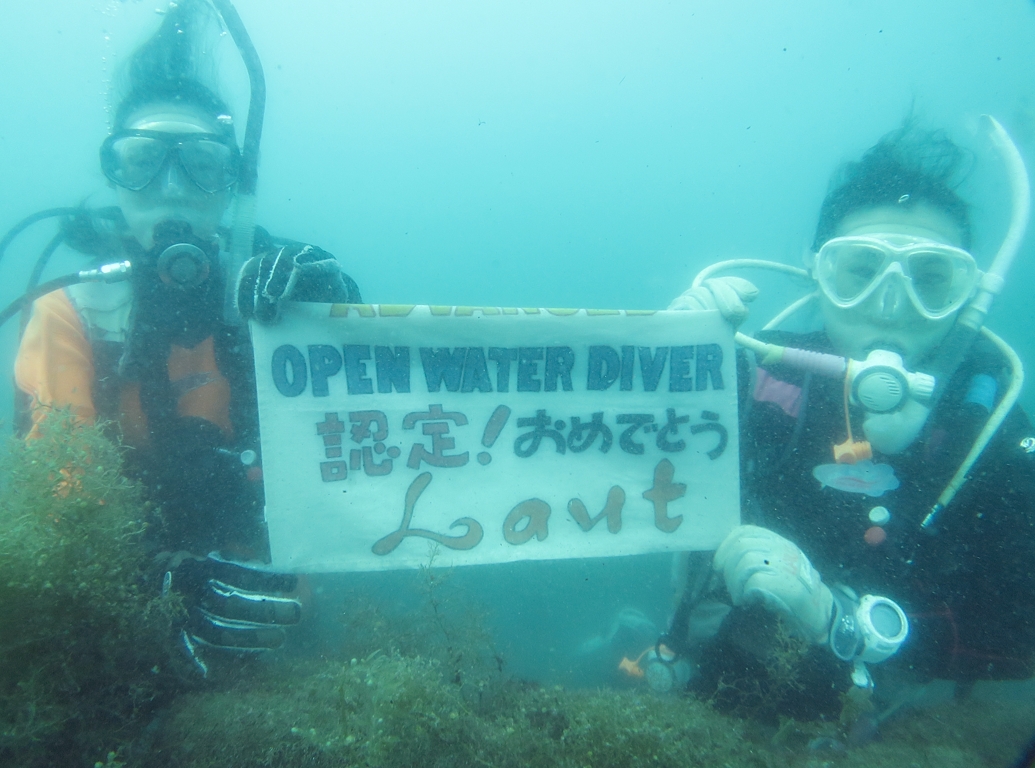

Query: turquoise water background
[3,2,1034,323]
[1,0,1034,690]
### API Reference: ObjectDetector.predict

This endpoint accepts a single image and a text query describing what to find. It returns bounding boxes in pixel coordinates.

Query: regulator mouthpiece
[849,350,935,414]
[158,242,211,288]
[149,219,216,289]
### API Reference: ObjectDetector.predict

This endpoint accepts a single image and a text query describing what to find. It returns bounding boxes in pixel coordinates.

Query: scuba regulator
[847,350,935,414]
[146,219,221,292]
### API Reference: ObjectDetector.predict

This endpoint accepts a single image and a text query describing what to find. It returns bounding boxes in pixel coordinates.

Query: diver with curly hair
[12,0,360,673]
[658,121,1035,725]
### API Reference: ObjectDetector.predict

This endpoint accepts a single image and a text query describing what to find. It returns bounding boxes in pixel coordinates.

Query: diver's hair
[111,0,235,141]
[812,120,972,251]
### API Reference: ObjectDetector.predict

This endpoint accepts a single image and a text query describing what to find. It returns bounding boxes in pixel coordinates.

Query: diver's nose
[874,275,906,319]
[159,159,189,197]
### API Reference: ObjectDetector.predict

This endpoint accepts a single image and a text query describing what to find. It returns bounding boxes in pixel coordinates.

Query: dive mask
[815,234,981,320]
[100,130,241,194]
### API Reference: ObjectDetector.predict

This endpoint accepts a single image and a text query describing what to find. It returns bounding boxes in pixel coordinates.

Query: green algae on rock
[0,411,185,765]
[149,652,1035,768]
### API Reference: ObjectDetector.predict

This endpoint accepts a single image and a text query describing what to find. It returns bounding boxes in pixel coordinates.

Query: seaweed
[337,545,506,698]
[2,413,1034,767]
[150,653,762,768]
[0,411,186,766]
[147,650,1035,768]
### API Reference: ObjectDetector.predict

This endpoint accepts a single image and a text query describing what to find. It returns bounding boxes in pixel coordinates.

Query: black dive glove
[236,243,362,324]
[161,553,302,676]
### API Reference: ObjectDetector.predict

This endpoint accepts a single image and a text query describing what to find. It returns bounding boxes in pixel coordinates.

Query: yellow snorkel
[920,116,1029,529]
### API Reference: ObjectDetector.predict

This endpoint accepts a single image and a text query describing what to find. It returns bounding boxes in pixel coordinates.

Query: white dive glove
[713,525,834,644]
[668,276,759,326]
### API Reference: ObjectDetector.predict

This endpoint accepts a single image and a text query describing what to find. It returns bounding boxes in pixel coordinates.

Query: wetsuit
[14,226,362,558]
[688,330,1035,718]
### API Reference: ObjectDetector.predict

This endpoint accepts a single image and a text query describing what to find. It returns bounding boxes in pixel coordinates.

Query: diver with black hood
[11,0,359,673]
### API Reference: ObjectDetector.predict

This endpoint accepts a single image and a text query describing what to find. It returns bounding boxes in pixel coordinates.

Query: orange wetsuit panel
[15,290,97,428]
[167,337,234,437]
[15,289,234,444]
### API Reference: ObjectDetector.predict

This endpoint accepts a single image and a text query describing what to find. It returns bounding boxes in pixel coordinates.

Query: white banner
[253,304,740,572]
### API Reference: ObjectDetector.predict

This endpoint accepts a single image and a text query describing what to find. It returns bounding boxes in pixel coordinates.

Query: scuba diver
[8,0,360,673]
[651,120,1035,724]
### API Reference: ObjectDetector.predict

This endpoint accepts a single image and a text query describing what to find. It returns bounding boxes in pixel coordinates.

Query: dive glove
[237,243,361,324]
[713,526,909,675]
[713,525,834,644]
[668,276,758,326]
[162,553,302,676]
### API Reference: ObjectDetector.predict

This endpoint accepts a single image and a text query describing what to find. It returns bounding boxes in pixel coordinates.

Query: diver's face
[816,204,967,368]
[115,105,233,250]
